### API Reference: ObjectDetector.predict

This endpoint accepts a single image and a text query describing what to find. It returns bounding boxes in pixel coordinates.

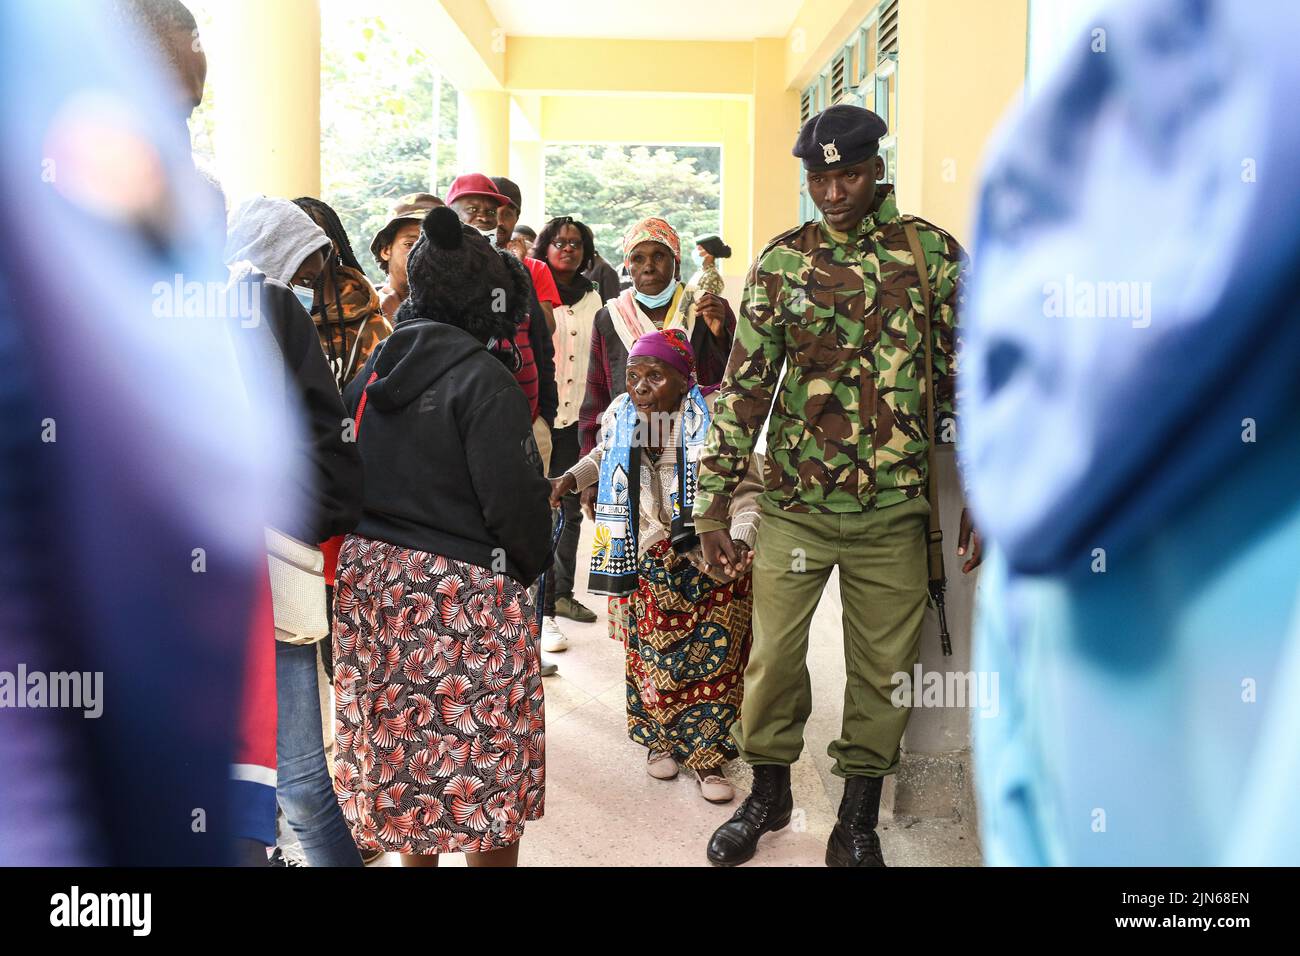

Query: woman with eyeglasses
[529,217,605,655]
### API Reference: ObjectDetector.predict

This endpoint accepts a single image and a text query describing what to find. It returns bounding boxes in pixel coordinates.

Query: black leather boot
[706,764,793,866]
[825,776,886,867]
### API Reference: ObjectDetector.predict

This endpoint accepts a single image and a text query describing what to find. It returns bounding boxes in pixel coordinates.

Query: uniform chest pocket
[778,291,860,374]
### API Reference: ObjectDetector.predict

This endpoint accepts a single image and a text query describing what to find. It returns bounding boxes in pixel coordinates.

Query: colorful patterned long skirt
[331,535,545,854]
[627,540,752,771]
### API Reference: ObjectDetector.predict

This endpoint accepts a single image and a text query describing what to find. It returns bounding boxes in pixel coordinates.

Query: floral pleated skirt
[331,534,544,854]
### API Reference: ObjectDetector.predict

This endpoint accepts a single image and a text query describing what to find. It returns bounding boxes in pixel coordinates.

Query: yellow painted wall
[508,37,754,97]
[896,0,1027,244]
[784,0,878,90]
[540,95,753,284]
[507,95,545,226]
[208,0,320,201]
[750,38,802,257]
[457,89,510,176]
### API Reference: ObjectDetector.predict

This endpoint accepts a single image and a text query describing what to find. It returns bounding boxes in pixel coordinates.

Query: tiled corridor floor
[294,521,982,868]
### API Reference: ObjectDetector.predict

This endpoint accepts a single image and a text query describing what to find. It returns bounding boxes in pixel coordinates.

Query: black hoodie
[231,269,362,544]
[343,318,552,585]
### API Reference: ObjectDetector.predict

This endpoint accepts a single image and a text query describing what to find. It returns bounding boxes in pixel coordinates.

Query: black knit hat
[396,206,529,343]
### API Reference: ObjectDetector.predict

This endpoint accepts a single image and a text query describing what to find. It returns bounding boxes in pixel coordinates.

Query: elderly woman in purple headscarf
[549,329,761,804]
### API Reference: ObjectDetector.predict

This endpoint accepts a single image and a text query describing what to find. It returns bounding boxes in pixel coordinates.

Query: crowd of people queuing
[8,0,1296,873]
[86,0,989,870]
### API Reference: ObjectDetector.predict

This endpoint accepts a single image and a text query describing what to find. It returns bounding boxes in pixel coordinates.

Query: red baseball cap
[444,173,511,209]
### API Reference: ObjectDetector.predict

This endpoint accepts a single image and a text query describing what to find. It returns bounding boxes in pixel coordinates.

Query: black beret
[793,104,887,172]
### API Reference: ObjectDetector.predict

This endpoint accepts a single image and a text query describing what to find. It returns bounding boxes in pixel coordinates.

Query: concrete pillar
[456,89,509,177]
[750,38,802,257]
[207,0,320,202]
[508,95,545,227]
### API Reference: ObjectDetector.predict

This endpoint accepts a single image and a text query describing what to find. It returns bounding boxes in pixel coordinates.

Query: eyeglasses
[550,238,583,250]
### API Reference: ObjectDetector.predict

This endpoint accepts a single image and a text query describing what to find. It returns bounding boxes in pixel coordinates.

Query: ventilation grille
[878,0,899,57]
[830,49,847,102]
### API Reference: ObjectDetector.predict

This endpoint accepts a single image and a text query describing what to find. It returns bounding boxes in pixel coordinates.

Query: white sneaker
[541,616,569,653]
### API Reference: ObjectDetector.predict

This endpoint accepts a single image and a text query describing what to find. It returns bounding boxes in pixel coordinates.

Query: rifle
[903,222,952,656]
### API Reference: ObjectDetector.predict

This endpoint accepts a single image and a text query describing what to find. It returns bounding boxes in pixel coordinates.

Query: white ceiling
[486,0,804,41]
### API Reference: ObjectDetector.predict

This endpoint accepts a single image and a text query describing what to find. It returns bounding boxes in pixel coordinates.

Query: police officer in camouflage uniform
[696,105,982,867]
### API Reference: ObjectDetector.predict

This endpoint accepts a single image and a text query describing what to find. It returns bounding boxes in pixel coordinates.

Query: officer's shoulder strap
[897,214,964,260]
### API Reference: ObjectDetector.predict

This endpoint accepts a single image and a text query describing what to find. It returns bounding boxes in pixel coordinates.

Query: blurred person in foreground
[0,0,284,863]
[334,207,552,867]
[964,0,1300,865]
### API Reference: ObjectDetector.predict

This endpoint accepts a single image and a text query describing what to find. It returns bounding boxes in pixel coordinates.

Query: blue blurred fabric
[964,0,1300,865]
[0,0,284,863]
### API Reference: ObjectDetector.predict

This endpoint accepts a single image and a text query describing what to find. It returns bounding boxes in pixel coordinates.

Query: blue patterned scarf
[588,387,711,596]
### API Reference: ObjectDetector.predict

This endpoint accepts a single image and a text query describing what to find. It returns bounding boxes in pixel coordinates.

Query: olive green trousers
[734,496,929,777]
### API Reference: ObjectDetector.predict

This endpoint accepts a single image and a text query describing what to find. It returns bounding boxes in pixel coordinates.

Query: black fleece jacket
[343,318,552,585]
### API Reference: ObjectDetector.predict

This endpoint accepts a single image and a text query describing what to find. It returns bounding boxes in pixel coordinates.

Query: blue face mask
[291,284,315,314]
[633,277,679,309]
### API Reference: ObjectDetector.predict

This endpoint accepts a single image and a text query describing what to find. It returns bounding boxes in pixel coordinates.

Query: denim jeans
[275,640,362,866]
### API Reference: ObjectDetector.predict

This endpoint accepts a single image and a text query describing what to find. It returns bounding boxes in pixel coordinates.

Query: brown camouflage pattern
[695,185,965,523]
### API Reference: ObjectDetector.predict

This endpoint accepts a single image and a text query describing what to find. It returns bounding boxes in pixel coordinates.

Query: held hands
[549,473,576,510]
[956,507,983,573]
[580,485,597,521]
[698,528,754,583]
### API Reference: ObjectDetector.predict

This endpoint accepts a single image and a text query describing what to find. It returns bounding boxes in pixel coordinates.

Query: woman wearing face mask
[552,330,760,803]
[292,197,392,392]
[223,195,364,867]
[577,218,736,644]
[578,219,735,462]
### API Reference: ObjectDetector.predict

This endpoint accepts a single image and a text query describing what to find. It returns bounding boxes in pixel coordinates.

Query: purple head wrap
[628,328,695,386]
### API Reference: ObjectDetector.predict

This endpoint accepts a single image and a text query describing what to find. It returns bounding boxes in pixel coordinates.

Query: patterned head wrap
[622,217,680,268]
[628,327,695,386]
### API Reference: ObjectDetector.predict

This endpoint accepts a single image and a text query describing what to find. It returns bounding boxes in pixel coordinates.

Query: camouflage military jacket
[694,185,964,525]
